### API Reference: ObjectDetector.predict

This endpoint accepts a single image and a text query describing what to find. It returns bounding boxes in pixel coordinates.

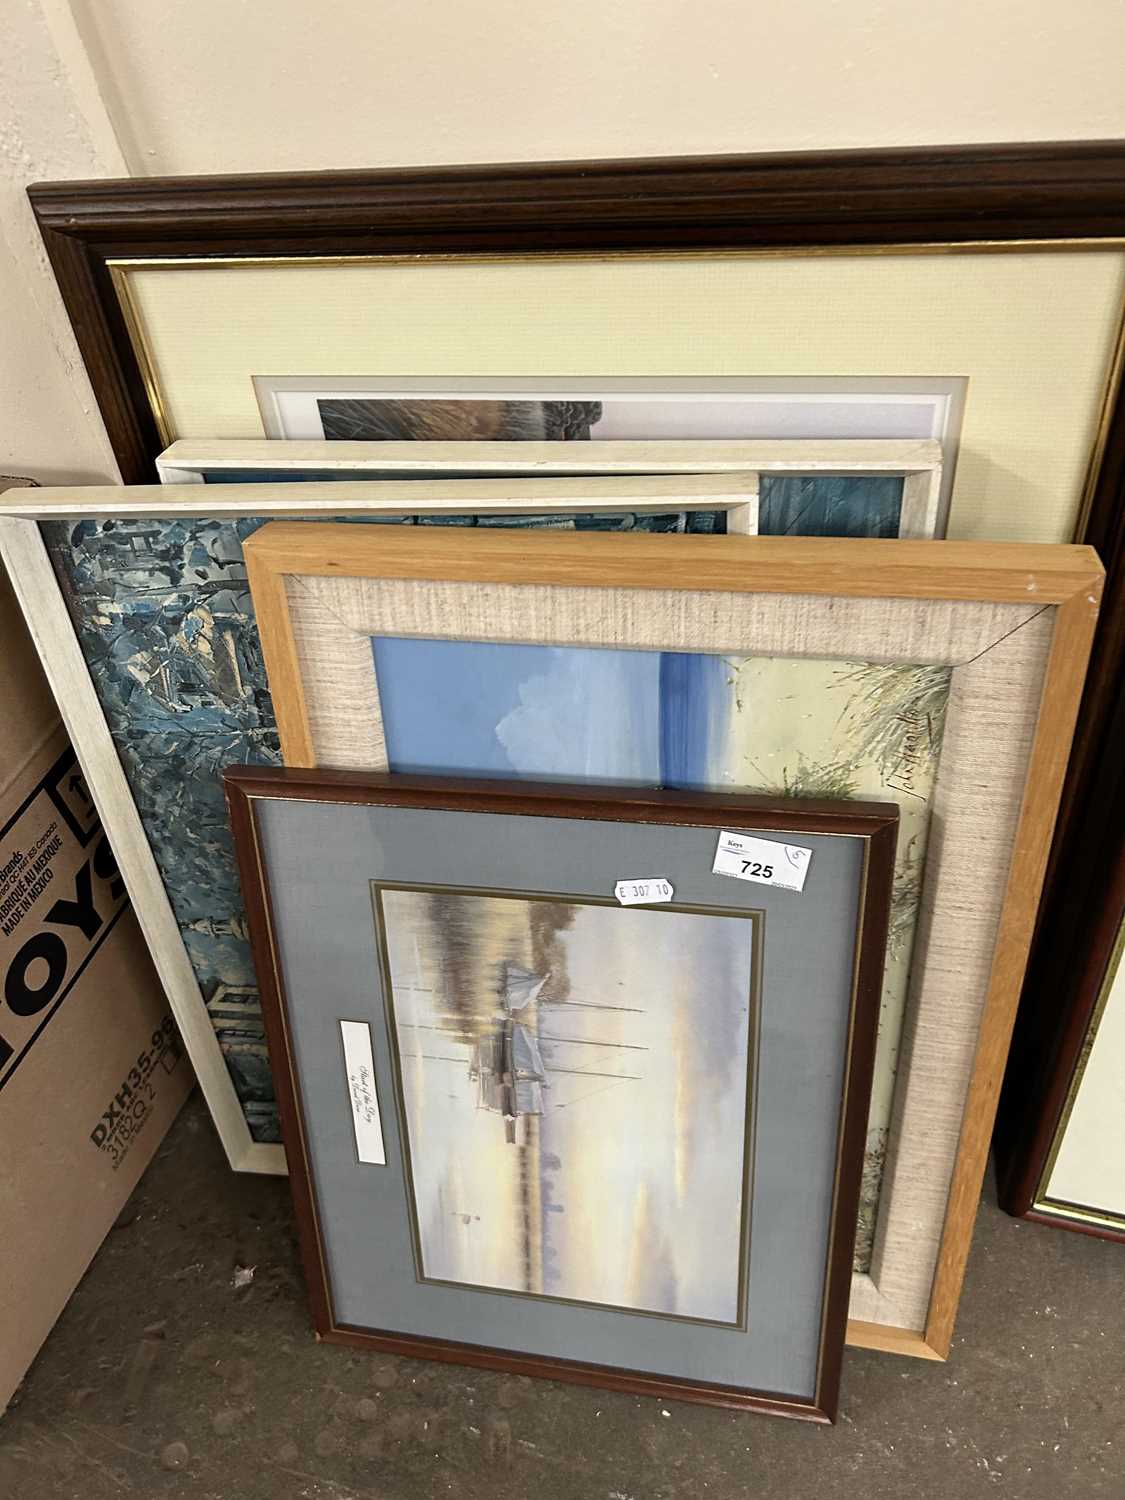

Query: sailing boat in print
[503,963,550,1012]
[380,886,753,1321]
[464,960,646,1144]
[501,965,549,1139]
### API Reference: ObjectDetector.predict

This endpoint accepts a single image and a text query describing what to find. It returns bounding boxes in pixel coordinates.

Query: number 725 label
[712,831,812,892]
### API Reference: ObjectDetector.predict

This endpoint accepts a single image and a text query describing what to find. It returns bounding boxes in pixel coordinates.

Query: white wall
[3,0,1125,481]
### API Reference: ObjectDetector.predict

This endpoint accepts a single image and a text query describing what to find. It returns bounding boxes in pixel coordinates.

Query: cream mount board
[110,248,1125,544]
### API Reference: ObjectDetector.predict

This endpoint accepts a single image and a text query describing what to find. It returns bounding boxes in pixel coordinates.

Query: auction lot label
[0,747,129,1090]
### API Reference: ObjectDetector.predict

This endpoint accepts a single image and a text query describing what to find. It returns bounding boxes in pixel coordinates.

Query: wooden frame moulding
[224,768,899,1422]
[27,143,1125,491]
[240,525,1102,1361]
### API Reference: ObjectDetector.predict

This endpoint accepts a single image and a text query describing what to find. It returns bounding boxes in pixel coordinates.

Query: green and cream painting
[376,887,756,1322]
[368,640,950,1270]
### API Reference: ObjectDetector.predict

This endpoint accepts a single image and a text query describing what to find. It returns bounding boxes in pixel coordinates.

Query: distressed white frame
[246,374,964,531]
[155,436,943,540]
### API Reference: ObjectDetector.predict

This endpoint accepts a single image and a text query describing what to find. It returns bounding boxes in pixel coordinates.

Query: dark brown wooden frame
[27,144,1125,487]
[28,141,1125,1239]
[223,765,897,1422]
[996,687,1125,1241]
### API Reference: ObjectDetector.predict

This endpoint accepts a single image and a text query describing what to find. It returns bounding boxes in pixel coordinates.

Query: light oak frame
[241,525,1102,1360]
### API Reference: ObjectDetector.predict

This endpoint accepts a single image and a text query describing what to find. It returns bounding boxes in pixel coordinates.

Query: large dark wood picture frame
[27,140,1125,1255]
[223,766,897,1422]
[996,686,1125,1239]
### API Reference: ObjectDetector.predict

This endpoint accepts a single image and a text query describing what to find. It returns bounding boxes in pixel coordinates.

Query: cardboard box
[0,554,193,1410]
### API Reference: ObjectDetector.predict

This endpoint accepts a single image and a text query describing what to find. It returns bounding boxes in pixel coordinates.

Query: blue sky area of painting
[371,638,729,788]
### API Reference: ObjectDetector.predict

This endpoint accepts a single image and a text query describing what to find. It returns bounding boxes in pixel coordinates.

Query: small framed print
[223,769,897,1422]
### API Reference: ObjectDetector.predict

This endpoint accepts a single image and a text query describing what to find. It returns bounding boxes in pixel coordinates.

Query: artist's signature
[886,711,933,801]
[350,1064,379,1125]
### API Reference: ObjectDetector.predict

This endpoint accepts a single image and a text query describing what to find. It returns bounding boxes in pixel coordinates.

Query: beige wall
[3,0,1125,481]
[67,0,1125,175]
[0,1,125,484]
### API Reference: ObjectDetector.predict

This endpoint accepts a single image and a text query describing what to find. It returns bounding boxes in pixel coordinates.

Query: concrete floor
[2,1095,1123,1500]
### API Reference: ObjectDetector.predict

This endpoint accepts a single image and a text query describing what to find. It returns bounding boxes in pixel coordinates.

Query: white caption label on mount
[340,1020,387,1165]
[712,831,812,892]
[614,877,674,906]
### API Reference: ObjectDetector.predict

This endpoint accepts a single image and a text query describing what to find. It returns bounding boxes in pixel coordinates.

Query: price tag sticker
[712,831,812,892]
[614,877,674,906]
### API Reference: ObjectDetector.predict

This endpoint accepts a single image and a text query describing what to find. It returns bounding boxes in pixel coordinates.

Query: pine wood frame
[240,525,1102,1360]
[224,767,898,1423]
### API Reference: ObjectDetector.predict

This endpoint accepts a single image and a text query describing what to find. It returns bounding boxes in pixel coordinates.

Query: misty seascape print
[377,887,756,1324]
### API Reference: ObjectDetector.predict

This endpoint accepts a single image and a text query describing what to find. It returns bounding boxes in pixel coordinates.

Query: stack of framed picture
[4,142,1123,1370]
[0,467,1103,1365]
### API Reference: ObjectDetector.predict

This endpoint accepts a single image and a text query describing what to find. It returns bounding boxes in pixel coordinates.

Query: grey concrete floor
[2,1093,1123,1500]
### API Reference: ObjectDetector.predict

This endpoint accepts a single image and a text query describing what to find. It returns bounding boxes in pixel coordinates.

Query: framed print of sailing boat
[224,767,896,1421]
[376,884,759,1324]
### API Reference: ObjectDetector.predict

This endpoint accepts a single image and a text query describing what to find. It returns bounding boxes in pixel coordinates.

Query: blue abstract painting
[41,497,729,1143]
[42,466,907,1153]
[758,474,902,538]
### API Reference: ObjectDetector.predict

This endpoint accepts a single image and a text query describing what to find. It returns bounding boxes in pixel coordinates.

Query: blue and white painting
[373,639,728,786]
[40,501,729,1145]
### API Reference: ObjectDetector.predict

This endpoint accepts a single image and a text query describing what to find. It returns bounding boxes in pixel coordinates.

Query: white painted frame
[0,440,939,1180]
[0,457,789,1180]
[155,436,943,540]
